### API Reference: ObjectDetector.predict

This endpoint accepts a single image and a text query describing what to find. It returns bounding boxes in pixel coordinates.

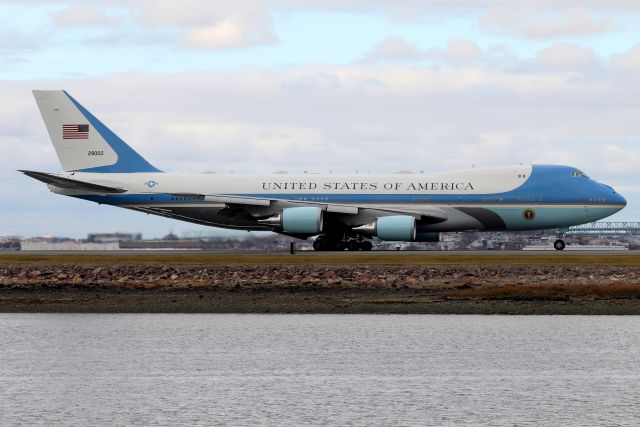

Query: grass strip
[1,252,638,266]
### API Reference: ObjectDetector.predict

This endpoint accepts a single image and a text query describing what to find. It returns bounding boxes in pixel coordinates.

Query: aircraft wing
[20,170,127,193]
[171,192,448,224]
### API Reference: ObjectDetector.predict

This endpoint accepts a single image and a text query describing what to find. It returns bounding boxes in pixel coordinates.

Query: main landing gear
[312,235,373,251]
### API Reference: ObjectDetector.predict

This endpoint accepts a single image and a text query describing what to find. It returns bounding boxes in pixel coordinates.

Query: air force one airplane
[23,90,626,251]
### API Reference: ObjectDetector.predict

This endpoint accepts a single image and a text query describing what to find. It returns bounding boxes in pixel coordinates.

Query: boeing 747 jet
[23,90,626,250]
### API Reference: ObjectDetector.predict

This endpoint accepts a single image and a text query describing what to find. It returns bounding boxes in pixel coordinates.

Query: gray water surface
[1,314,639,426]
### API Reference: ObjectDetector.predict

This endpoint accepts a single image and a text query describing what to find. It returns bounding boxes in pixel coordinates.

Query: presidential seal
[522,208,536,221]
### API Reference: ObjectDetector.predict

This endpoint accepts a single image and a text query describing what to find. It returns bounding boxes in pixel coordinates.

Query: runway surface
[1,250,638,267]
[6,249,639,256]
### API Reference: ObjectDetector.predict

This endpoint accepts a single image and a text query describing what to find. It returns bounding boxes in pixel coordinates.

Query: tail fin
[32,90,161,173]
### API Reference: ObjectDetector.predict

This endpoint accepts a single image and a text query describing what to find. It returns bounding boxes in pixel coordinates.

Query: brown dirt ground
[1,255,639,314]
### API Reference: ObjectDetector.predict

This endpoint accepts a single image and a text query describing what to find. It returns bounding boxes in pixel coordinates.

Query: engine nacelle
[354,215,416,241]
[259,207,324,234]
[415,232,440,243]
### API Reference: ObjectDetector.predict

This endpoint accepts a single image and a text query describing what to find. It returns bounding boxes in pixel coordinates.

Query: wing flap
[178,193,359,213]
[175,192,446,223]
[366,206,448,221]
[204,195,271,206]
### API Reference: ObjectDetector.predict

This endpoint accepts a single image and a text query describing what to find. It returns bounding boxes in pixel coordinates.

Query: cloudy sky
[1,0,638,238]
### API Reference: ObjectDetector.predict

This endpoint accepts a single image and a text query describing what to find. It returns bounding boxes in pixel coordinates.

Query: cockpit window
[571,170,589,178]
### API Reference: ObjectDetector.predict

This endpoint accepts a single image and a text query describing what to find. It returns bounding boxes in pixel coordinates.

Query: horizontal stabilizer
[19,170,127,193]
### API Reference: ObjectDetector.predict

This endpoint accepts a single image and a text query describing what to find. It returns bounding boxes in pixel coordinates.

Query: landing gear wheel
[313,237,332,251]
[359,240,373,251]
[313,236,346,251]
[346,239,360,251]
[553,239,566,251]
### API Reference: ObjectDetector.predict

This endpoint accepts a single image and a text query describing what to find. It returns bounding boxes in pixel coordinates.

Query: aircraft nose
[607,186,626,206]
[615,191,627,206]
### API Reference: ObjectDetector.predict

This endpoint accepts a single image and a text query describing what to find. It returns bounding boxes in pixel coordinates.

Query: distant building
[119,240,203,250]
[21,241,119,251]
[0,236,21,251]
[162,232,179,241]
[87,232,142,243]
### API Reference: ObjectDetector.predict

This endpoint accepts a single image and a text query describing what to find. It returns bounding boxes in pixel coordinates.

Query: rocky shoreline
[1,263,640,314]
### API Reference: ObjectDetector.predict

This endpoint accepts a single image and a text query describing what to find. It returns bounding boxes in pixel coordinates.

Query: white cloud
[522,9,613,38]
[362,37,426,62]
[601,145,639,173]
[530,43,600,71]
[0,30,47,63]
[427,39,483,64]
[136,0,278,49]
[3,1,635,59]
[284,72,341,92]
[363,38,482,65]
[181,15,278,50]
[481,7,614,38]
[612,43,640,70]
[53,4,119,27]
[445,39,482,62]
[136,0,259,27]
[183,18,248,49]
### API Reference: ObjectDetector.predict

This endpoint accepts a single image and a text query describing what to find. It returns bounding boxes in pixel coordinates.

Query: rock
[170,274,179,280]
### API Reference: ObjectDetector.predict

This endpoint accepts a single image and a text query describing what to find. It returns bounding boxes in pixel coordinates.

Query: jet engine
[353,215,416,241]
[259,206,324,234]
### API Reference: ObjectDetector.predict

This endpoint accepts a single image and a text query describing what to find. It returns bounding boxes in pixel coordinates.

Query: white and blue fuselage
[58,164,625,233]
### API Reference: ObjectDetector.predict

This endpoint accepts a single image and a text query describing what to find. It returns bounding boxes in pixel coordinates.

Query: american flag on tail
[62,124,89,139]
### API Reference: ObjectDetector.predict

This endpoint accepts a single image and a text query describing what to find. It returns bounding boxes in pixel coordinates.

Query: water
[1,315,639,426]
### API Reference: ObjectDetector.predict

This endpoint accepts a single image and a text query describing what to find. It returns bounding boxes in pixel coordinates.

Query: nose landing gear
[553,230,566,251]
